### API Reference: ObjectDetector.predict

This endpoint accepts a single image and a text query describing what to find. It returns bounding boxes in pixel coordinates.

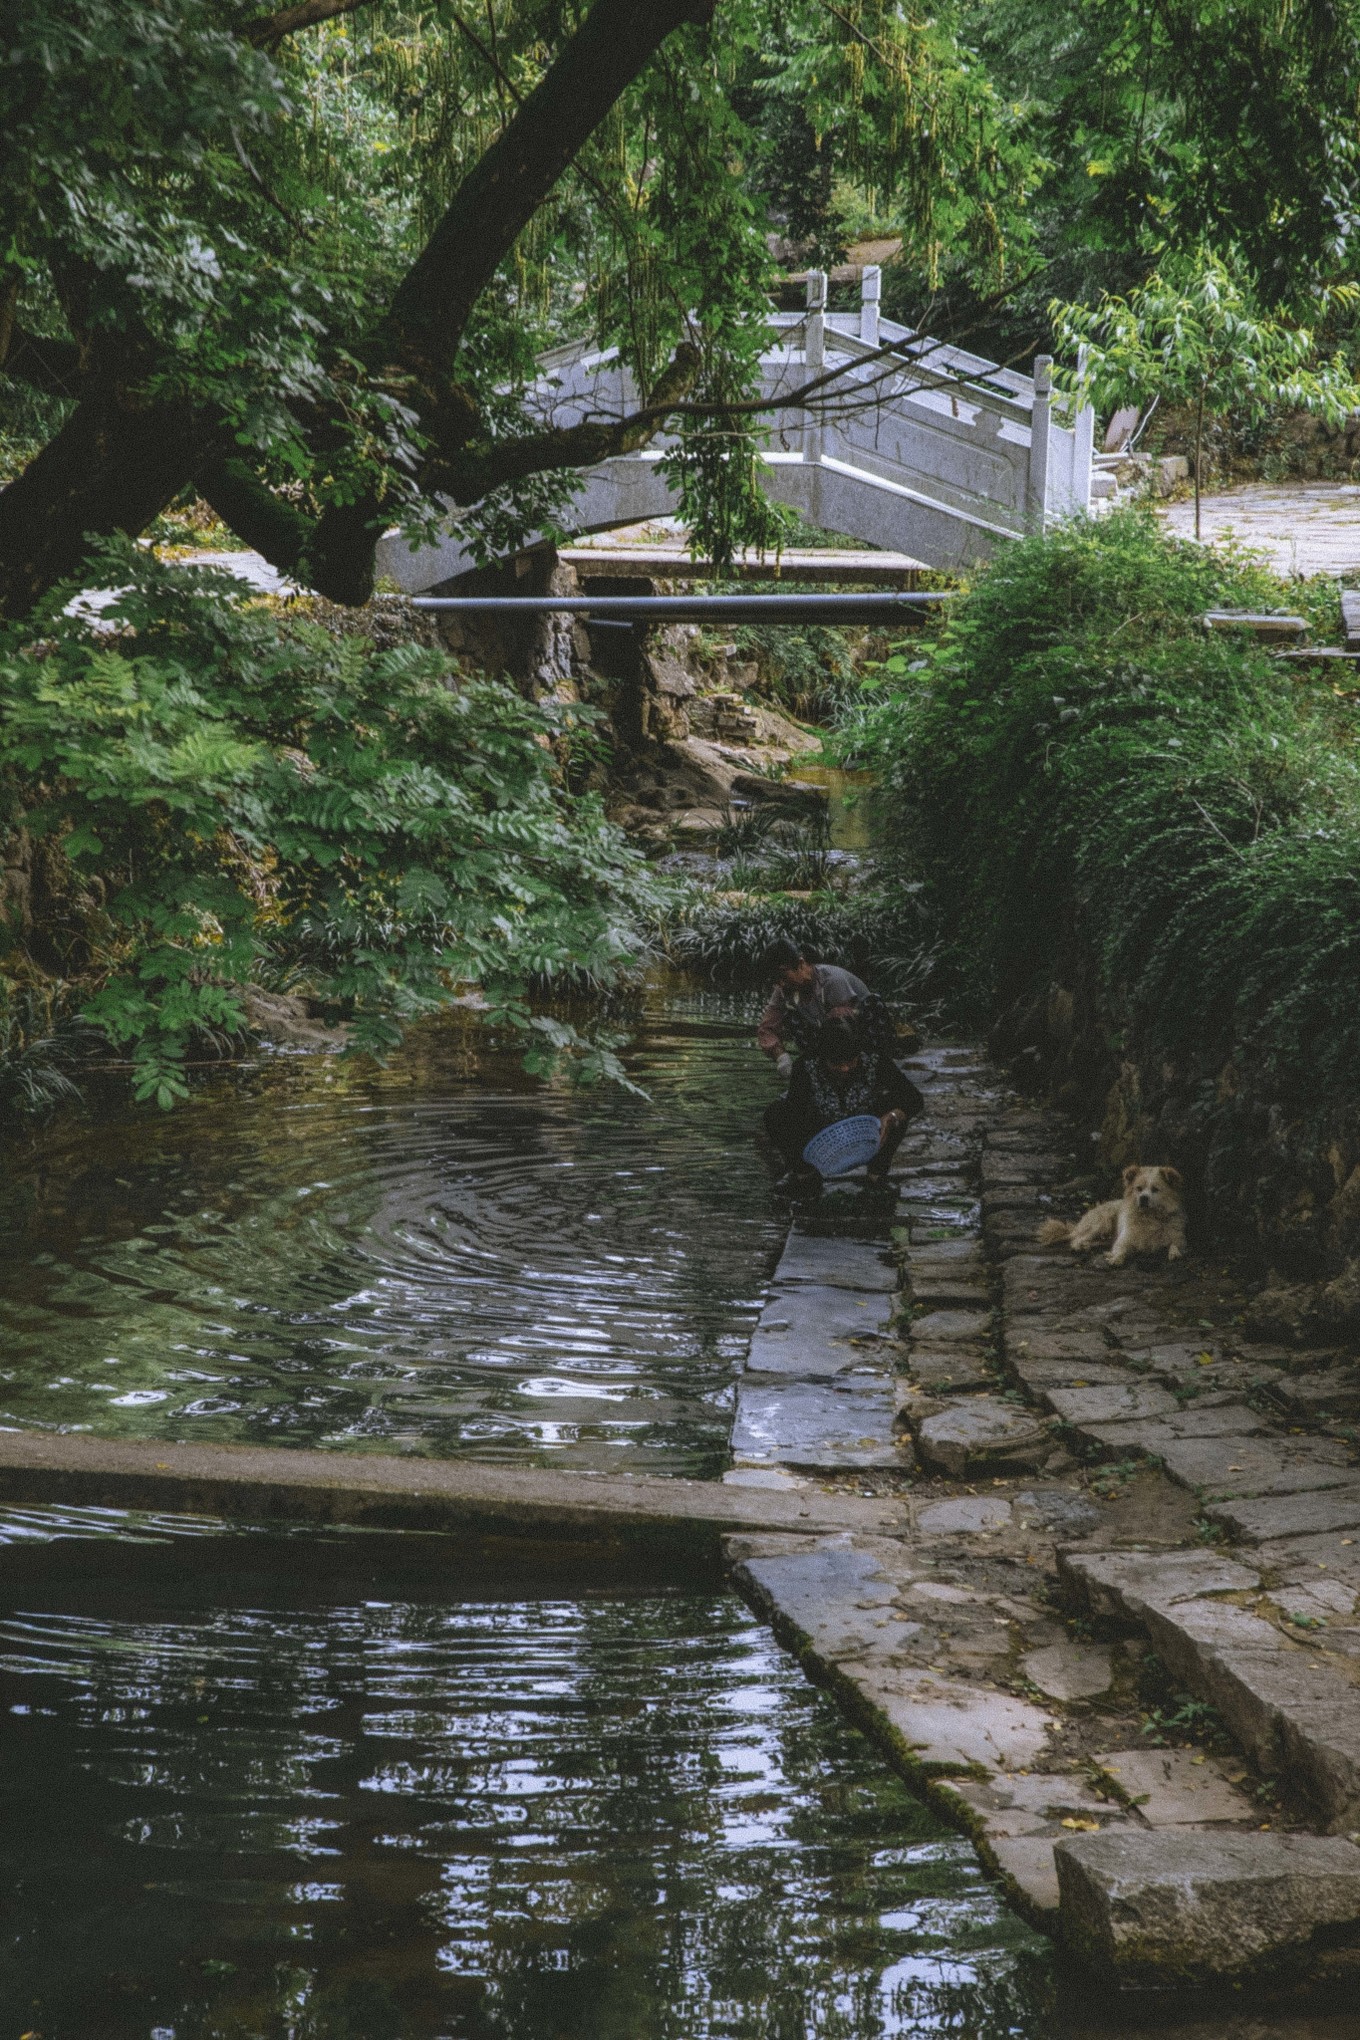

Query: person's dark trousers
[864,1112,908,1180]
[762,1093,812,1169]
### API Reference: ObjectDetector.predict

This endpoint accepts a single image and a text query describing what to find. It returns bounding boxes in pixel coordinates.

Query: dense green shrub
[0,545,663,1107]
[664,887,935,1008]
[858,510,1360,1108]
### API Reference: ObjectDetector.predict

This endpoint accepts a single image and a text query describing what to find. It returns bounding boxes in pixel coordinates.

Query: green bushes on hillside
[0,546,661,1109]
[859,510,1360,1111]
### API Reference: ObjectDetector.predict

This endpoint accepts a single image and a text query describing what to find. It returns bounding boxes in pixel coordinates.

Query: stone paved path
[1161,483,1360,579]
[723,1045,1360,1991]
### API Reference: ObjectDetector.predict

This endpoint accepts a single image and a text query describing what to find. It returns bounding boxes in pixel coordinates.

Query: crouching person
[763,1013,924,1197]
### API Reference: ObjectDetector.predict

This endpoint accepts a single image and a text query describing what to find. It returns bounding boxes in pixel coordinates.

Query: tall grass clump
[860,509,1360,1115]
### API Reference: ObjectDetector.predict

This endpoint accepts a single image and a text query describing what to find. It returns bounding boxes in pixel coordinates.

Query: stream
[0,985,784,1477]
[0,984,1347,2038]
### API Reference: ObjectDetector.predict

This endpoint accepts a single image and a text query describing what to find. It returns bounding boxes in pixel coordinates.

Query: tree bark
[0,382,215,619]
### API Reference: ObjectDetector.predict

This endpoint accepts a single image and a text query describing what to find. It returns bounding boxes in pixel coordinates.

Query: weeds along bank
[859,509,1360,1317]
[0,545,662,1115]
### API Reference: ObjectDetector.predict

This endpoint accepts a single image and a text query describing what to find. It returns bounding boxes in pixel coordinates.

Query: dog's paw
[1167,1243,1184,1261]
[1104,1250,1128,1268]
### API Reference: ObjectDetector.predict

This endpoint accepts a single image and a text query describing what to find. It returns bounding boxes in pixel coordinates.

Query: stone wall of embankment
[989,955,1360,1343]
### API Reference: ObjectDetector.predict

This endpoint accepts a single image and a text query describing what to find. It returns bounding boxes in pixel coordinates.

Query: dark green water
[0,989,783,1475]
[0,1523,1049,2040]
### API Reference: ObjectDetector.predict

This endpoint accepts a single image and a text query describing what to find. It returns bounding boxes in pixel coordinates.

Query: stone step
[1203,1482,1360,1545]
[912,1394,1053,1477]
[1060,1548,1360,1830]
[745,1282,898,1379]
[773,1232,898,1292]
[730,1377,904,1470]
[1056,1828,1360,1986]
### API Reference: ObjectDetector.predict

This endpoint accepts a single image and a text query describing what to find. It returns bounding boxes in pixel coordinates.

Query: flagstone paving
[722,1041,1360,1990]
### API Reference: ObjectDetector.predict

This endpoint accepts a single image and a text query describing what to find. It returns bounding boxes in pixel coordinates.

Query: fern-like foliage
[0,542,667,1107]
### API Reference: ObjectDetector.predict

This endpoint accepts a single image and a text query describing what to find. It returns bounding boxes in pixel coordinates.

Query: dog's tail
[1037,1218,1073,1246]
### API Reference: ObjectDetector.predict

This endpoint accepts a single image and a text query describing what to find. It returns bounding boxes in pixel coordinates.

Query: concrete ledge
[0,1431,905,1558]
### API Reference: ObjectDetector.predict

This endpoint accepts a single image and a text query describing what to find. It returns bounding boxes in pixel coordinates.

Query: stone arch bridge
[377,269,1096,593]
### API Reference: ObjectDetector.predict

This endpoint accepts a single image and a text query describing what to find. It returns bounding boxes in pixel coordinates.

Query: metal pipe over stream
[411,591,954,625]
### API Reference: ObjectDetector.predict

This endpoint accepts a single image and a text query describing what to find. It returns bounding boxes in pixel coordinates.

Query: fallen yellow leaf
[1060,1817,1100,1831]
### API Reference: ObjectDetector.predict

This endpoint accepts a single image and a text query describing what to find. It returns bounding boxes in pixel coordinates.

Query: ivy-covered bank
[0,547,661,1113]
[858,511,1360,1312]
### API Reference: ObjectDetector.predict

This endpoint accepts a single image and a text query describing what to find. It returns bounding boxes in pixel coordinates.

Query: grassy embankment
[852,508,1360,1253]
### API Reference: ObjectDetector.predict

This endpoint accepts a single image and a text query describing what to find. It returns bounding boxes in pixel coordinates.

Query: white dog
[1038,1165,1186,1267]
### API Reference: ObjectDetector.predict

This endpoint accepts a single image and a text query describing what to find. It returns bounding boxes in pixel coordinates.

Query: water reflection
[0,1549,1046,2040]
[0,989,784,1474]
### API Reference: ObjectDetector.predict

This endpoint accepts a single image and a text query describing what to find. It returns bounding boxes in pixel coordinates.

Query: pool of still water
[0,1524,1050,2040]
[0,987,785,1475]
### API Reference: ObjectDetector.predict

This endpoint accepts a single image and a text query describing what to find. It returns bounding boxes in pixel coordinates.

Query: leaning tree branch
[0,0,717,616]
[381,0,716,391]
[428,342,702,500]
[3,325,84,397]
[194,454,319,578]
[243,0,381,48]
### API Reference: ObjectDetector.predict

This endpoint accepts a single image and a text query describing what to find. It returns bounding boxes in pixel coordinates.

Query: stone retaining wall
[993,962,1360,1343]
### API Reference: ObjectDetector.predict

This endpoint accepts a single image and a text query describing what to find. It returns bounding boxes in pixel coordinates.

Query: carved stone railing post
[804,269,826,466]
[860,264,881,348]
[1027,354,1053,532]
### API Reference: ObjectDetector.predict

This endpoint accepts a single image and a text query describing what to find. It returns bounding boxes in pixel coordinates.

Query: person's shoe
[776,1164,821,1201]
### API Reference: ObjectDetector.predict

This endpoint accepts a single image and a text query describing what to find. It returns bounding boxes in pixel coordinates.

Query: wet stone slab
[731,1379,903,1469]
[730,1538,923,1663]
[773,1232,898,1292]
[745,1284,898,1379]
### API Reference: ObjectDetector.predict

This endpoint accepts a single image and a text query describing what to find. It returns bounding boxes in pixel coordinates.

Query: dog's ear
[1162,1165,1183,1188]
[1123,1163,1140,1186]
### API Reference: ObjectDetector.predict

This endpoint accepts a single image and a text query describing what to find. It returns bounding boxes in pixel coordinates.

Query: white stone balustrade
[377,270,1094,591]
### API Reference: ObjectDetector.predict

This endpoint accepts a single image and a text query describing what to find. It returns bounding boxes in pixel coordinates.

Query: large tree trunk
[0,382,215,618]
[0,0,716,621]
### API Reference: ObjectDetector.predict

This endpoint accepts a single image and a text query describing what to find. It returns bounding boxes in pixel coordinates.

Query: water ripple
[0,1579,1043,2038]
[0,990,785,1473]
